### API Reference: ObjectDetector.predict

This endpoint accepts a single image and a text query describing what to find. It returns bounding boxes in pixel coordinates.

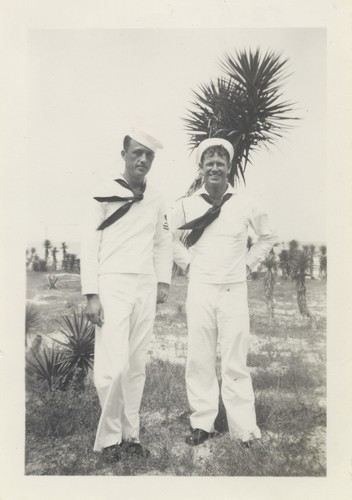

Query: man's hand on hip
[156,282,170,304]
[85,294,104,327]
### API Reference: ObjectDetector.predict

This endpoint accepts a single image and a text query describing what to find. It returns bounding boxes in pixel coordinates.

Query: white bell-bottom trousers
[93,273,156,452]
[186,280,261,441]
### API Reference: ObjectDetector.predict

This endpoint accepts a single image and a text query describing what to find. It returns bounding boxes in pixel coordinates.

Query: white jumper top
[169,184,278,284]
[80,175,173,295]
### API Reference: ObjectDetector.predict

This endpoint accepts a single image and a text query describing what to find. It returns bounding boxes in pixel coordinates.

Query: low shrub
[252,349,322,393]
[45,275,60,289]
[53,309,95,390]
[26,380,100,439]
[32,258,48,272]
[143,359,188,414]
[25,303,41,346]
[26,346,68,390]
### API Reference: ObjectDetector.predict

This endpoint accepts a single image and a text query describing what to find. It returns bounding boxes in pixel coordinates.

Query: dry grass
[25,271,326,476]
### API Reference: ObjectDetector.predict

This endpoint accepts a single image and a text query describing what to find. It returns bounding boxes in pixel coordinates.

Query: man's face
[200,150,230,189]
[121,138,155,182]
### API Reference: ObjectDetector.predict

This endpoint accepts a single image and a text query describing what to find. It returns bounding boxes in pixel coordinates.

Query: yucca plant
[63,253,79,273]
[309,244,316,279]
[32,256,47,272]
[319,245,327,279]
[43,239,52,262]
[184,48,298,190]
[288,239,300,277]
[62,242,68,271]
[291,248,313,318]
[51,246,58,271]
[45,275,60,289]
[25,303,40,335]
[25,303,41,347]
[261,249,278,326]
[278,249,290,279]
[26,345,68,390]
[53,309,95,390]
[61,241,67,259]
[26,247,37,268]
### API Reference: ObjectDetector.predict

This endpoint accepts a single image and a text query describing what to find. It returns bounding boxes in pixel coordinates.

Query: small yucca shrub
[26,345,68,390]
[319,245,327,279]
[53,309,95,390]
[45,275,60,289]
[278,249,290,279]
[25,303,41,347]
[26,380,100,438]
[291,248,312,318]
[261,249,278,326]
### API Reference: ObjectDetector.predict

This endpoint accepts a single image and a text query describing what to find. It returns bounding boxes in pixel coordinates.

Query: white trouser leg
[122,275,156,441]
[93,274,156,452]
[186,282,219,433]
[217,282,261,441]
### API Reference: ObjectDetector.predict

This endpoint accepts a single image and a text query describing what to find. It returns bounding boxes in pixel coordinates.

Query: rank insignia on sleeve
[163,214,169,230]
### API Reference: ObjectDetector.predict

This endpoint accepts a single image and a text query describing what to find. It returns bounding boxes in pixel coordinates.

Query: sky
[27,28,326,251]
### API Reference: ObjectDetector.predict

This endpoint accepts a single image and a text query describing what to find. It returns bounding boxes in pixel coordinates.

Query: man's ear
[121,150,126,160]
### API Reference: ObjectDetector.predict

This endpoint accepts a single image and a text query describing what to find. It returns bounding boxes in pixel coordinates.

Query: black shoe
[102,444,122,462]
[240,440,254,449]
[185,428,212,446]
[123,442,150,458]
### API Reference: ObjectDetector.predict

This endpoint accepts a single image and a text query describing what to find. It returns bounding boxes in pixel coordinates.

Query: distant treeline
[26,240,80,273]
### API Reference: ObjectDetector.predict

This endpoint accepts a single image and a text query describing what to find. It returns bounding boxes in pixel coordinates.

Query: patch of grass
[25,272,326,476]
[45,275,60,289]
[252,349,324,393]
[255,390,326,433]
[201,430,325,476]
[26,381,100,439]
[143,359,188,415]
[26,356,326,476]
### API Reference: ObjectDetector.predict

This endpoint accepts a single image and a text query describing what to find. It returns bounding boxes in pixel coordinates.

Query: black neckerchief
[94,178,145,231]
[179,192,233,247]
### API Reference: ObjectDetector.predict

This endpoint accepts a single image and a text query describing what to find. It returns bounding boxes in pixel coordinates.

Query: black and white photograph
[1,1,351,499]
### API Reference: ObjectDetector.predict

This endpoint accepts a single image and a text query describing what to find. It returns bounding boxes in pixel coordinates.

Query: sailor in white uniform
[81,129,172,461]
[170,138,278,446]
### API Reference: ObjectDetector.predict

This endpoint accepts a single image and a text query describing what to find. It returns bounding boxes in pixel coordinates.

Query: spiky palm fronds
[288,239,300,254]
[45,275,60,289]
[61,242,67,257]
[309,244,315,279]
[262,249,278,325]
[51,246,58,265]
[26,346,68,390]
[319,245,327,256]
[26,247,37,267]
[278,249,290,279]
[184,48,298,188]
[25,303,41,346]
[43,239,52,261]
[51,247,58,271]
[318,245,327,278]
[288,239,300,276]
[319,254,327,280]
[53,310,95,388]
[291,248,312,318]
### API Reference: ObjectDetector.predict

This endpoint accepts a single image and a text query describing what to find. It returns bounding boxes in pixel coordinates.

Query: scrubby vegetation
[25,269,326,476]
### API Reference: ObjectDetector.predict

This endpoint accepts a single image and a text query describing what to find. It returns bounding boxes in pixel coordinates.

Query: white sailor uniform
[81,176,172,451]
[170,184,277,441]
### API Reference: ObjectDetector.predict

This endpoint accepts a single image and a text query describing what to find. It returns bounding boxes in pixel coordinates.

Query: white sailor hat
[196,138,234,165]
[128,127,163,153]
